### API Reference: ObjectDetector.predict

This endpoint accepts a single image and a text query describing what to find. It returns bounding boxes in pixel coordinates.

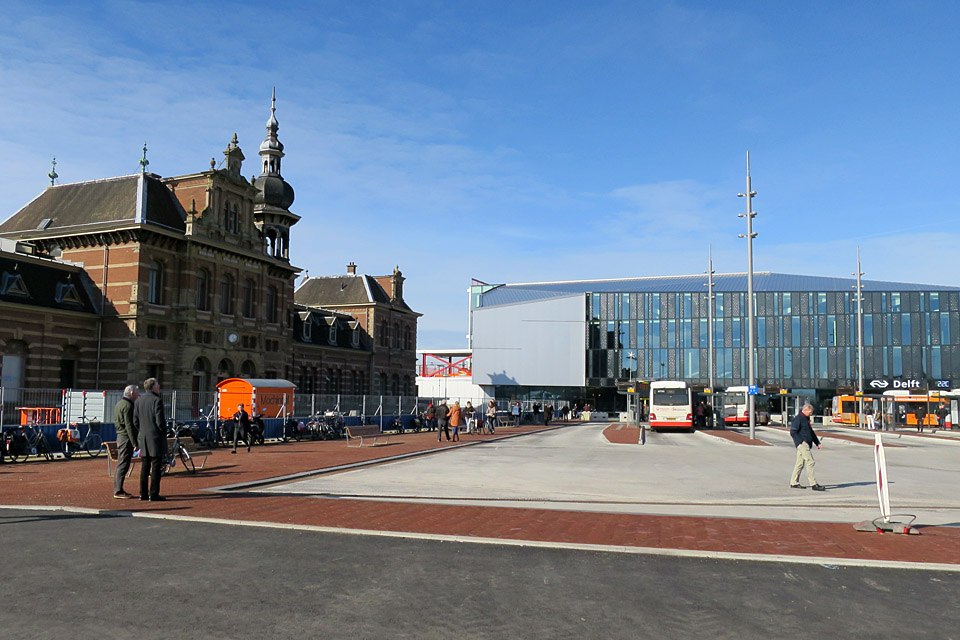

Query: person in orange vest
[448,401,462,442]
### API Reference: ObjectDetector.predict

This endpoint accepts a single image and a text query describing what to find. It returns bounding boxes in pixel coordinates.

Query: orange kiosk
[216,378,296,419]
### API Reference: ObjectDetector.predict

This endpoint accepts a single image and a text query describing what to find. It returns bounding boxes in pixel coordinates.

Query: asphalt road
[2,509,957,639]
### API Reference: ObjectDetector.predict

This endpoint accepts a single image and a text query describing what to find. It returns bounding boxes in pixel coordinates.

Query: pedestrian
[936,402,949,430]
[463,401,477,433]
[864,404,876,430]
[133,377,167,501]
[425,403,437,431]
[437,400,450,441]
[449,401,462,442]
[789,403,824,491]
[511,401,521,426]
[113,384,139,499]
[914,404,927,433]
[485,400,497,434]
[695,401,705,429]
[232,403,251,453]
[544,403,554,426]
[704,402,714,428]
[533,402,541,424]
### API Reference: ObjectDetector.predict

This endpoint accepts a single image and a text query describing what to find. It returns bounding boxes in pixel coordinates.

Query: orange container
[216,378,296,419]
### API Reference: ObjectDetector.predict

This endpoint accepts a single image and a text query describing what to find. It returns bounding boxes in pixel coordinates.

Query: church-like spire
[48,157,58,186]
[259,86,285,176]
[139,143,149,174]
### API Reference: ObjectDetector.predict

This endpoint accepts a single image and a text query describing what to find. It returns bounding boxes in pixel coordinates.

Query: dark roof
[0,173,186,236]
[0,250,98,313]
[295,274,394,307]
[480,272,960,307]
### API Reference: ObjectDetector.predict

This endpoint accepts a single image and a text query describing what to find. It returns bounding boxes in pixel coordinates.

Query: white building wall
[416,376,492,405]
[471,294,585,387]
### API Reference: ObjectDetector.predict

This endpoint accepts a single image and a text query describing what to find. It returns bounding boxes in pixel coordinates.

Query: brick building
[0,95,418,411]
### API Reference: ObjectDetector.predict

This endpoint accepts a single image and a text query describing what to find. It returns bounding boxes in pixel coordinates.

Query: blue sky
[2,1,958,348]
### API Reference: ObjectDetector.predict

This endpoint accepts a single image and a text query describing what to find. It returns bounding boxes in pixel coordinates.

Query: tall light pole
[737,151,758,440]
[854,247,865,428]
[705,245,716,415]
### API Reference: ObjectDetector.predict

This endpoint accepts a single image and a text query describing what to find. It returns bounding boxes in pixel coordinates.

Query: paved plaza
[259,423,960,527]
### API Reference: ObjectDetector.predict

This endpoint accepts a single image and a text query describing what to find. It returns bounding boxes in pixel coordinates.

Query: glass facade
[585,289,960,390]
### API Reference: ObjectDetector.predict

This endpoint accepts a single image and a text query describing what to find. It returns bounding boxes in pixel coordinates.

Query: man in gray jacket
[113,384,139,498]
[134,378,167,501]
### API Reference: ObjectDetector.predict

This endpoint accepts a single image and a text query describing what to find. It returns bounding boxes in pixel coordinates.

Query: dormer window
[328,322,337,345]
[56,282,82,306]
[351,327,360,347]
[0,272,30,297]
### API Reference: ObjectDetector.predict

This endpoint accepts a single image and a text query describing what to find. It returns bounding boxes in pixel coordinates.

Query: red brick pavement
[2,422,957,566]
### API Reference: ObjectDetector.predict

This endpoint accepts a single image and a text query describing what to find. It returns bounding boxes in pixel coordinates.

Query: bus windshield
[725,392,746,404]
[653,389,688,406]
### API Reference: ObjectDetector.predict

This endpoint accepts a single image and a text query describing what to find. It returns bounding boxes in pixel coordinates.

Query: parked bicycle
[58,422,104,458]
[4,423,54,462]
[281,417,305,442]
[162,423,196,475]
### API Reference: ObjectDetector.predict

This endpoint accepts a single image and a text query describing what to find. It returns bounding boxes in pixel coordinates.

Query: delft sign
[867,378,952,391]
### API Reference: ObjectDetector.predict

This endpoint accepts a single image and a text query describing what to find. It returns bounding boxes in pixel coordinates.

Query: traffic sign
[748,385,758,395]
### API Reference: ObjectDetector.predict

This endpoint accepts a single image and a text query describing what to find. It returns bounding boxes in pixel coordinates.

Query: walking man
[113,384,139,499]
[134,378,167,501]
[232,403,251,454]
[790,403,824,491]
[437,400,450,442]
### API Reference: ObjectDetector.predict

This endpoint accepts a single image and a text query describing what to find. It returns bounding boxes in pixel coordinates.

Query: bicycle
[162,423,196,475]
[4,423,54,462]
[59,422,104,458]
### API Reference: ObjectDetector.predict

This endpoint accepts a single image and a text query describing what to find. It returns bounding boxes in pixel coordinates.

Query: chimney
[346,261,357,275]
[391,265,404,301]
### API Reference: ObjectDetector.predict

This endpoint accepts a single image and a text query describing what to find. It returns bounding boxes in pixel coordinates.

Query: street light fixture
[737,151,758,440]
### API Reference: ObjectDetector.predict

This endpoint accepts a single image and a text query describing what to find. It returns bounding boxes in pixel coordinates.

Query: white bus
[649,380,693,431]
[722,386,770,426]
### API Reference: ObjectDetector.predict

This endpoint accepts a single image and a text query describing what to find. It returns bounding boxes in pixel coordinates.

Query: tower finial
[139,143,149,174]
[48,157,59,186]
[272,86,276,114]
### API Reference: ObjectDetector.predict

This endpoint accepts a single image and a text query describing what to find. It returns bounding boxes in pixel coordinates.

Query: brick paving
[2,422,958,566]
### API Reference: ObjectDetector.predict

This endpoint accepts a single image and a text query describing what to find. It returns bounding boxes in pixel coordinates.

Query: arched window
[192,357,210,414]
[147,260,164,304]
[391,374,399,396]
[242,279,256,318]
[266,286,278,323]
[393,322,400,348]
[220,274,235,314]
[240,360,257,378]
[196,268,210,311]
[2,340,27,402]
[60,345,80,389]
[217,358,234,383]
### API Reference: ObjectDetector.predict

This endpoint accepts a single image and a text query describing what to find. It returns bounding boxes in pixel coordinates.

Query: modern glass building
[469,273,960,407]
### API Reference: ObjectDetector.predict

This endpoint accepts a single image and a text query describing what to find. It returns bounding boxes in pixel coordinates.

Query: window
[1,272,30,297]
[147,261,164,305]
[146,325,167,340]
[147,363,163,381]
[393,322,400,348]
[240,360,256,377]
[328,322,337,344]
[220,274,235,314]
[266,286,278,323]
[352,327,360,347]
[302,319,312,340]
[196,269,210,311]
[242,279,255,318]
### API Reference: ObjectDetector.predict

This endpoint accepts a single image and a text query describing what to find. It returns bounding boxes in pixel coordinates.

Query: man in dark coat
[134,377,167,501]
[437,400,450,442]
[113,384,139,499]
[789,403,824,491]
[232,403,251,453]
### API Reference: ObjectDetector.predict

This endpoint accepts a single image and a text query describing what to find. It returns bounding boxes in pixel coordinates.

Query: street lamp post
[737,151,758,440]
[854,247,865,428]
[705,245,716,415]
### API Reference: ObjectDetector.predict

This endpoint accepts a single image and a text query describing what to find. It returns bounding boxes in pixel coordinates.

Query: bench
[106,436,211,476]
[166,436,212,470]
[345,425,389,447]
[105,441,140,477]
